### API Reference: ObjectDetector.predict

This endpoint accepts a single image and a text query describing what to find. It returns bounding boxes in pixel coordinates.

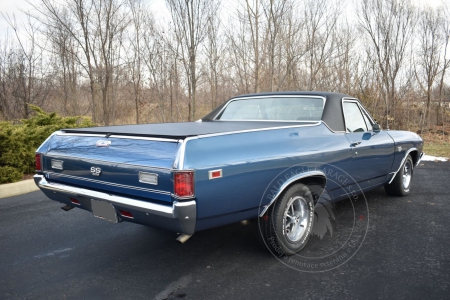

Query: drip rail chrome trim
[342,98,379,135]
[46,172,171,195]
[214,119,319,123]
[213,95,326,121]
[322,121,346,134]
[196,122,321,139]
[388,148,419,184]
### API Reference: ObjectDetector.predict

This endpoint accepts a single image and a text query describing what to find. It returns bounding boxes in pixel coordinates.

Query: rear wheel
[385,154,414,196]
[259,183,315,256]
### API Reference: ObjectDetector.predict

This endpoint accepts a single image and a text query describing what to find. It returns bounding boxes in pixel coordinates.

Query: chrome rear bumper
[34,174,196,234]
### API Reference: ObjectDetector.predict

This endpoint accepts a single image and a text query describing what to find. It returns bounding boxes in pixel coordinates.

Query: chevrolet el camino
[34,92,423,255]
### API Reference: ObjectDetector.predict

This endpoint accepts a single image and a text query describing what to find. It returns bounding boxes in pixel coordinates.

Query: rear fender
[259,171,326,217]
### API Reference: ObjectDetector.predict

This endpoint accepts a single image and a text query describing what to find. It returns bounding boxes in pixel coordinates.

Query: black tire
[259,183,315,256]
[385,154,414,196]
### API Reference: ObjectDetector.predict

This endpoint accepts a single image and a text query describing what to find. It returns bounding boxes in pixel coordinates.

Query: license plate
[91,199,118,223]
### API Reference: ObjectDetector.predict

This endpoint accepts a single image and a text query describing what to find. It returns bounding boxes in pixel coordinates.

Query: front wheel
[259,183,315,256]
[385,154,414,196]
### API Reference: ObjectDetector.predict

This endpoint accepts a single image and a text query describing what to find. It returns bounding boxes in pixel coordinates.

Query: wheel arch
[388,148,420,184]
[259,171,326,217]
[409,149,421,166]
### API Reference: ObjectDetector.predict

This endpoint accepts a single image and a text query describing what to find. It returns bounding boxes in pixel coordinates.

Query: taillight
[119,210,133,219]
[70,198,80,205]
[174,171,194,198]
[35,154,42,171]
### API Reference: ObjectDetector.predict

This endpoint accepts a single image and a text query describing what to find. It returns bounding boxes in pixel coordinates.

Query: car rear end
[34,132,196,235]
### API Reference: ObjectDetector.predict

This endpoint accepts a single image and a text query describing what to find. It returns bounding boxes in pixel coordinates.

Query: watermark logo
[312,191,336,240]
[258,162,369,272]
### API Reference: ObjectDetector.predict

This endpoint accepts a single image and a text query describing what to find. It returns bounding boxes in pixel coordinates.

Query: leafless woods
[0,0,449,132]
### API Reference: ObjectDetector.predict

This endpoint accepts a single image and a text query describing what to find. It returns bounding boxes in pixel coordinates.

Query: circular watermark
[258,162,369,272]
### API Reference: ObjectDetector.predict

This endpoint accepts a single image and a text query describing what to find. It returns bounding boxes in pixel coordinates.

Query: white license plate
[91,199,118,223]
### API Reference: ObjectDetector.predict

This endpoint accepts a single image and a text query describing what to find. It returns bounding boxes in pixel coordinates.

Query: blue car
[34,92,423,255]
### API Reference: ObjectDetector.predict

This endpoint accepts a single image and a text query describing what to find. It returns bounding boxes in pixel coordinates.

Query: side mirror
[373,123,381,133]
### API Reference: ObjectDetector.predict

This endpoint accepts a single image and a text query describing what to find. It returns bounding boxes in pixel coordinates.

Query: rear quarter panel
[183,124,352,231]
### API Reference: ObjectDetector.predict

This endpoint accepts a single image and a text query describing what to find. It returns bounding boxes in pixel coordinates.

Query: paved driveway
[1,162,449,299]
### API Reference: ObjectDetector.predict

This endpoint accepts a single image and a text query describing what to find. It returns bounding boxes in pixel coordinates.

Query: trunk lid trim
[46,171,171,196]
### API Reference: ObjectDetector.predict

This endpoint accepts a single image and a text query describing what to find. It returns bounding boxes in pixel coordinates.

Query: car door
[342,99,395,190]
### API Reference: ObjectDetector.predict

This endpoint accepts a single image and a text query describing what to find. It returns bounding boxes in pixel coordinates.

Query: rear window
[216,97,324,121]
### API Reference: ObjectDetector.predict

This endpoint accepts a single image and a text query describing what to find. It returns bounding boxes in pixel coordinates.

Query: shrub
[0,105,95,184]
[0,166,23,183]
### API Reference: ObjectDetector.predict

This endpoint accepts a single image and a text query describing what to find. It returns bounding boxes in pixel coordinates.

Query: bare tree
[330,21,360,94]
[226,17,252,94]
[45,8,82,116]
[203,1,221,109]
[166,0,216,121]
[0,14,50,120]
[415,6,444,133]
[302,0,340,91]
[262,0,286,91]
[229,0,264,93]
[358,0,417,129]
[127,0,145,124]
[436,3,450,128]
[35,0,129,125]
[0,0,449,135]
[276,2,305,90]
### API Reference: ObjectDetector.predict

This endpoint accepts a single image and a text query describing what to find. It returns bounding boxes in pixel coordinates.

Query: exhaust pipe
[176,234,192,243]
[61,204,74,211]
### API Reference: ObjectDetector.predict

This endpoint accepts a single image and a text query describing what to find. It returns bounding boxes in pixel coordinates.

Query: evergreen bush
[0,105,95,184]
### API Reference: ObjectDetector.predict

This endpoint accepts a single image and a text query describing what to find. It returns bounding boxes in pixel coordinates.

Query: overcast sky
[0,0,447,44]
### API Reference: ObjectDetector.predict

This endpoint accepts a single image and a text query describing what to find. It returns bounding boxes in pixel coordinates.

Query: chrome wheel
[260,183,315,255]
[385,154,414,197]
[283,196,309,243]
[402,160,412,189]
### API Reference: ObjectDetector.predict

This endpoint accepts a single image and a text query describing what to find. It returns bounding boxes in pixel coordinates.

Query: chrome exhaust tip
[176,234,192,243]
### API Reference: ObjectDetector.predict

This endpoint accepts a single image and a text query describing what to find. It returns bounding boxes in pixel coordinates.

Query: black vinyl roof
[202,91,352,132]
[63,92,353,138]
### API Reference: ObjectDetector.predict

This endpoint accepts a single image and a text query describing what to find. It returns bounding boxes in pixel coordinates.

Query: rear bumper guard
[34,174,196,234]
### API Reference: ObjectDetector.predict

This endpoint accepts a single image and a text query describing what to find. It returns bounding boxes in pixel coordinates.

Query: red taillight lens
[174,171,194,197]
[119,210,133,219]
[35,154,42,171]
[70,198,80,205]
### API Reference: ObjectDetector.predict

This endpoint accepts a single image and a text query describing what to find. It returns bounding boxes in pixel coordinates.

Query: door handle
[350,142,361,147]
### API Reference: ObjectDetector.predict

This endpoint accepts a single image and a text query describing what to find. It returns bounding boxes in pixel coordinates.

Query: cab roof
[202,91,355,132]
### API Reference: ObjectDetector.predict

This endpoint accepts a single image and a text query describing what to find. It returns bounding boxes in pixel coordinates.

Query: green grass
[423,141,450,158]
[422,133,450,158]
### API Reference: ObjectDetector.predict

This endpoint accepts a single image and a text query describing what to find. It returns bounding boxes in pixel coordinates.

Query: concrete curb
[0,179,39,199]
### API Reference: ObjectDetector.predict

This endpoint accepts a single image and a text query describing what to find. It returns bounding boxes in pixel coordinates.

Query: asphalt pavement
[0,162,449,300]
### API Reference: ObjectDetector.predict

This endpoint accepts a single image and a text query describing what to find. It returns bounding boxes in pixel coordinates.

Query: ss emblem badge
[90,166,102,176]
